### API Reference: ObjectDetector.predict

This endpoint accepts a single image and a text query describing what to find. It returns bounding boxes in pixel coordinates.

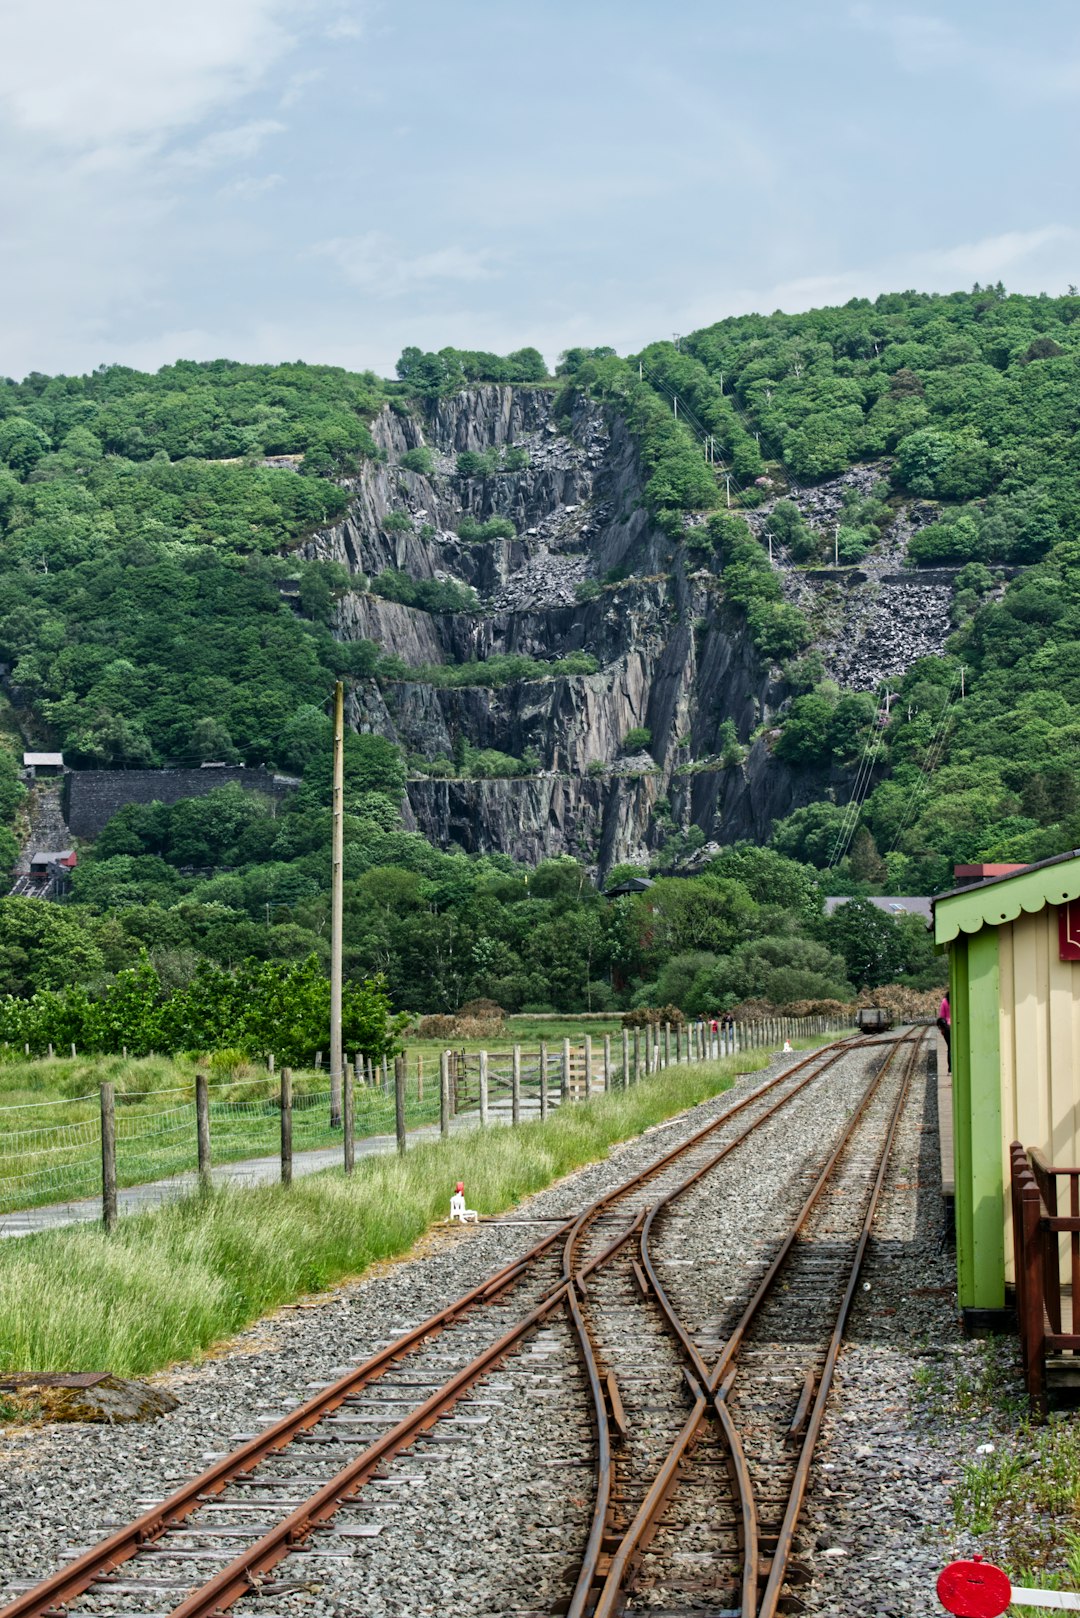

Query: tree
[821,899,906,988]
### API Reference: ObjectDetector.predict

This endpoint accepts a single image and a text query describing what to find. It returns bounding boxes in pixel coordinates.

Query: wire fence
[0,1014,852,1221]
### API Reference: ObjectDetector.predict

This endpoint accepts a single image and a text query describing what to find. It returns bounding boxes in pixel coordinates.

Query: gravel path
[798,1044,995,1616]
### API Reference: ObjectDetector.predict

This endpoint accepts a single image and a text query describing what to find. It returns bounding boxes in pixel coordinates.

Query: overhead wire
[826,689,891,868]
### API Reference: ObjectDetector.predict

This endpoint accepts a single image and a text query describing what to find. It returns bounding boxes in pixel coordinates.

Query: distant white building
[22,752,65,779]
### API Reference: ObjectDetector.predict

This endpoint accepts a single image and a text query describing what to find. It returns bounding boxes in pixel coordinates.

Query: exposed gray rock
[310,393,954,873]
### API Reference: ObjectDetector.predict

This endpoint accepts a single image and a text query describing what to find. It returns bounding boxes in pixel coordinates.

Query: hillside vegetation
[1,293,1076,1029]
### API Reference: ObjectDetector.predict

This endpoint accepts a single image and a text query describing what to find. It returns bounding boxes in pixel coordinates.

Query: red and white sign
[938,1557,1080,1613]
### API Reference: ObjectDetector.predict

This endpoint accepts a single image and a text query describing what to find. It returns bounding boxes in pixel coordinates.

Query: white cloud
[311,232,502,295]
[850,4,1080,96]
[0,0,301,150]
[668,224,1080,339]
[174,120,286,170]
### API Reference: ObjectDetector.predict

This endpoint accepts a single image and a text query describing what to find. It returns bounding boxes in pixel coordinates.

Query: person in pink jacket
[937,993,950,1073]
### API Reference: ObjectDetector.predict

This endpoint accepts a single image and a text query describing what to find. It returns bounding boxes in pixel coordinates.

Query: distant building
[28,849,77,896]
[22,752,65,779]
[605,876,655,898]
[823,895,932,923]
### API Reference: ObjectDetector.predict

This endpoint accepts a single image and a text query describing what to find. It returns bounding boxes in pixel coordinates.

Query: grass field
[0,1048,781,1376]
[0,1023,631,1213]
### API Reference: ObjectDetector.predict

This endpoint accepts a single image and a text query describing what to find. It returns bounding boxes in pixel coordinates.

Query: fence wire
[0,1016,849,1216]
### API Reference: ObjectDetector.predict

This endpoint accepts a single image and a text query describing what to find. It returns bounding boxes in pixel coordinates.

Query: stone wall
[65,769,294,839]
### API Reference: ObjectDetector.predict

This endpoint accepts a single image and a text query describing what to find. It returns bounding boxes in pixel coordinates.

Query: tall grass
[0,1052,770,1376]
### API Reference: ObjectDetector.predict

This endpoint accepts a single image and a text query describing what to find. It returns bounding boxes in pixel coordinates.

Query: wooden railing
[1010,1140,1080,1413]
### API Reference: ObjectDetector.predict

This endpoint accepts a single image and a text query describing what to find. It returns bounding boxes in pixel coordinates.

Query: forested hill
[0,291,1077,1014]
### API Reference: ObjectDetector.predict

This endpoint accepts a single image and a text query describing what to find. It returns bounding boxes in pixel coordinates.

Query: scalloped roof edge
[933,849,1080,944]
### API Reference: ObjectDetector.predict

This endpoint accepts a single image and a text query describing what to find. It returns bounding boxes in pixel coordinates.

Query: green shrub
[399,447,434,475]
[382,511,412,533]
[457,515,516,542]
[622,727,652,752]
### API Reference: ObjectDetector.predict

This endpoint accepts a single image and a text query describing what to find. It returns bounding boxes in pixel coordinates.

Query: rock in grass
[0,1373,178,1424]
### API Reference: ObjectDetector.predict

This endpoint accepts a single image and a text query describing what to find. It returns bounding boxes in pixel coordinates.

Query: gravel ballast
[0,1038,1000,1618]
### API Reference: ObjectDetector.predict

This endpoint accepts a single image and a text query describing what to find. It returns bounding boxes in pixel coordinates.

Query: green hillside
[2,291,1078,1031]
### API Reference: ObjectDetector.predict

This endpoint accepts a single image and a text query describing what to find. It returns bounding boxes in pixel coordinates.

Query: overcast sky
[1,0,1077,380]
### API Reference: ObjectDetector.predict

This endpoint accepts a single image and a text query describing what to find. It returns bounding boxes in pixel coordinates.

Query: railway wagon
[856,1005,893,1033]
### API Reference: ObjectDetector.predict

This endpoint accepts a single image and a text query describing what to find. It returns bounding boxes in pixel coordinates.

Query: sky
[1,0,1078,380]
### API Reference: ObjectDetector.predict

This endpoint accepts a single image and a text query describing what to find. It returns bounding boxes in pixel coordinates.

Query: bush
[382,511,412,533]
[457,515,516,542]
[623,1004,685,1028]
[399,447,434,475]
[622,726,652,753]
[575,579,601,603]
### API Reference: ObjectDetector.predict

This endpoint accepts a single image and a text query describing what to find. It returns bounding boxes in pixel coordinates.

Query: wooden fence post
[634,1028,642,1084]
[622,1026,630,1087]
[195,1072,211,1190]
[100,1082,117,1233]
[440,1050,450,1138]
[479,1050,489,1125]
[540,1041,549,1120]
[512,1044,521,1126]
[395,1055,407,1154]
[268,1053,275,1075]
[664,1022,671,1069]
[562,1038,571,1104]
[603,1034,612,1091]
[70,1043,77,1059]
[584,1034,593,1097]
[343,1065,355,1175]
[280,1068,293,1187]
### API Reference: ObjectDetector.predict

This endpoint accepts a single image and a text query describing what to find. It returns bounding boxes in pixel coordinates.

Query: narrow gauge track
[0,1036,870,1618]
[574,1029,925,1618]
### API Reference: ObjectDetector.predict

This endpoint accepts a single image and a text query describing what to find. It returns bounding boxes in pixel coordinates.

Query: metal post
[280,1068,293,1187]
[196,1072,211,1189]
[540,1041,549,1119]
[343,1066,355,1175]
[329,680,344,1127]
[512,1044,521,1126]
[394,1054,407,1154]
[440,1050,450,1138]
[100,1082,117,1233]
[479,1050,489,1125]
[603,1034,611,1091]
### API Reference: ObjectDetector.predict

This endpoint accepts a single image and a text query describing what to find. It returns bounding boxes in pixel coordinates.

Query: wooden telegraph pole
[330,680,344,1129]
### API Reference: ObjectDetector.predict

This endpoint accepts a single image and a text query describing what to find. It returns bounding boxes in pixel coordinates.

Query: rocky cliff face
[305,386,954,874]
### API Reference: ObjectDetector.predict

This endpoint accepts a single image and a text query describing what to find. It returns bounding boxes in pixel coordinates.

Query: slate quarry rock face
[304,387,954,875]
[0,1373,180,1424]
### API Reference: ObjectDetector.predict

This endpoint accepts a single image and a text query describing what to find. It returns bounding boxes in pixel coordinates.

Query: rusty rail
[1,1035,860,1618]
[584,1029,924,1618]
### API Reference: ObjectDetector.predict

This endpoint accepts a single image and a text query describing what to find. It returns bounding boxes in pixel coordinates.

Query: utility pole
[673,395,678,418]
[638,360,643,380]
[329,679,344,1129]
[834,524,839,567]
[725,472,732,508]
[960,666,966,698]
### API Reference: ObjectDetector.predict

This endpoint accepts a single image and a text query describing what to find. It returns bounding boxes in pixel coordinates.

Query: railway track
[577,1028,925,1618]
[0,1033,917,1618]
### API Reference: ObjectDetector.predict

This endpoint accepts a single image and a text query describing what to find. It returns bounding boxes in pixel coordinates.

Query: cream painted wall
[999,906,1080,1283]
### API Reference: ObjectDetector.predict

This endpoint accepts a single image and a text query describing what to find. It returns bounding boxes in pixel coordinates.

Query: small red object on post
[937,1556,1012,1617]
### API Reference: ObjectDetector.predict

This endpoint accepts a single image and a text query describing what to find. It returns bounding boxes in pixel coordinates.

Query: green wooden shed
[934,851,1080,1323]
